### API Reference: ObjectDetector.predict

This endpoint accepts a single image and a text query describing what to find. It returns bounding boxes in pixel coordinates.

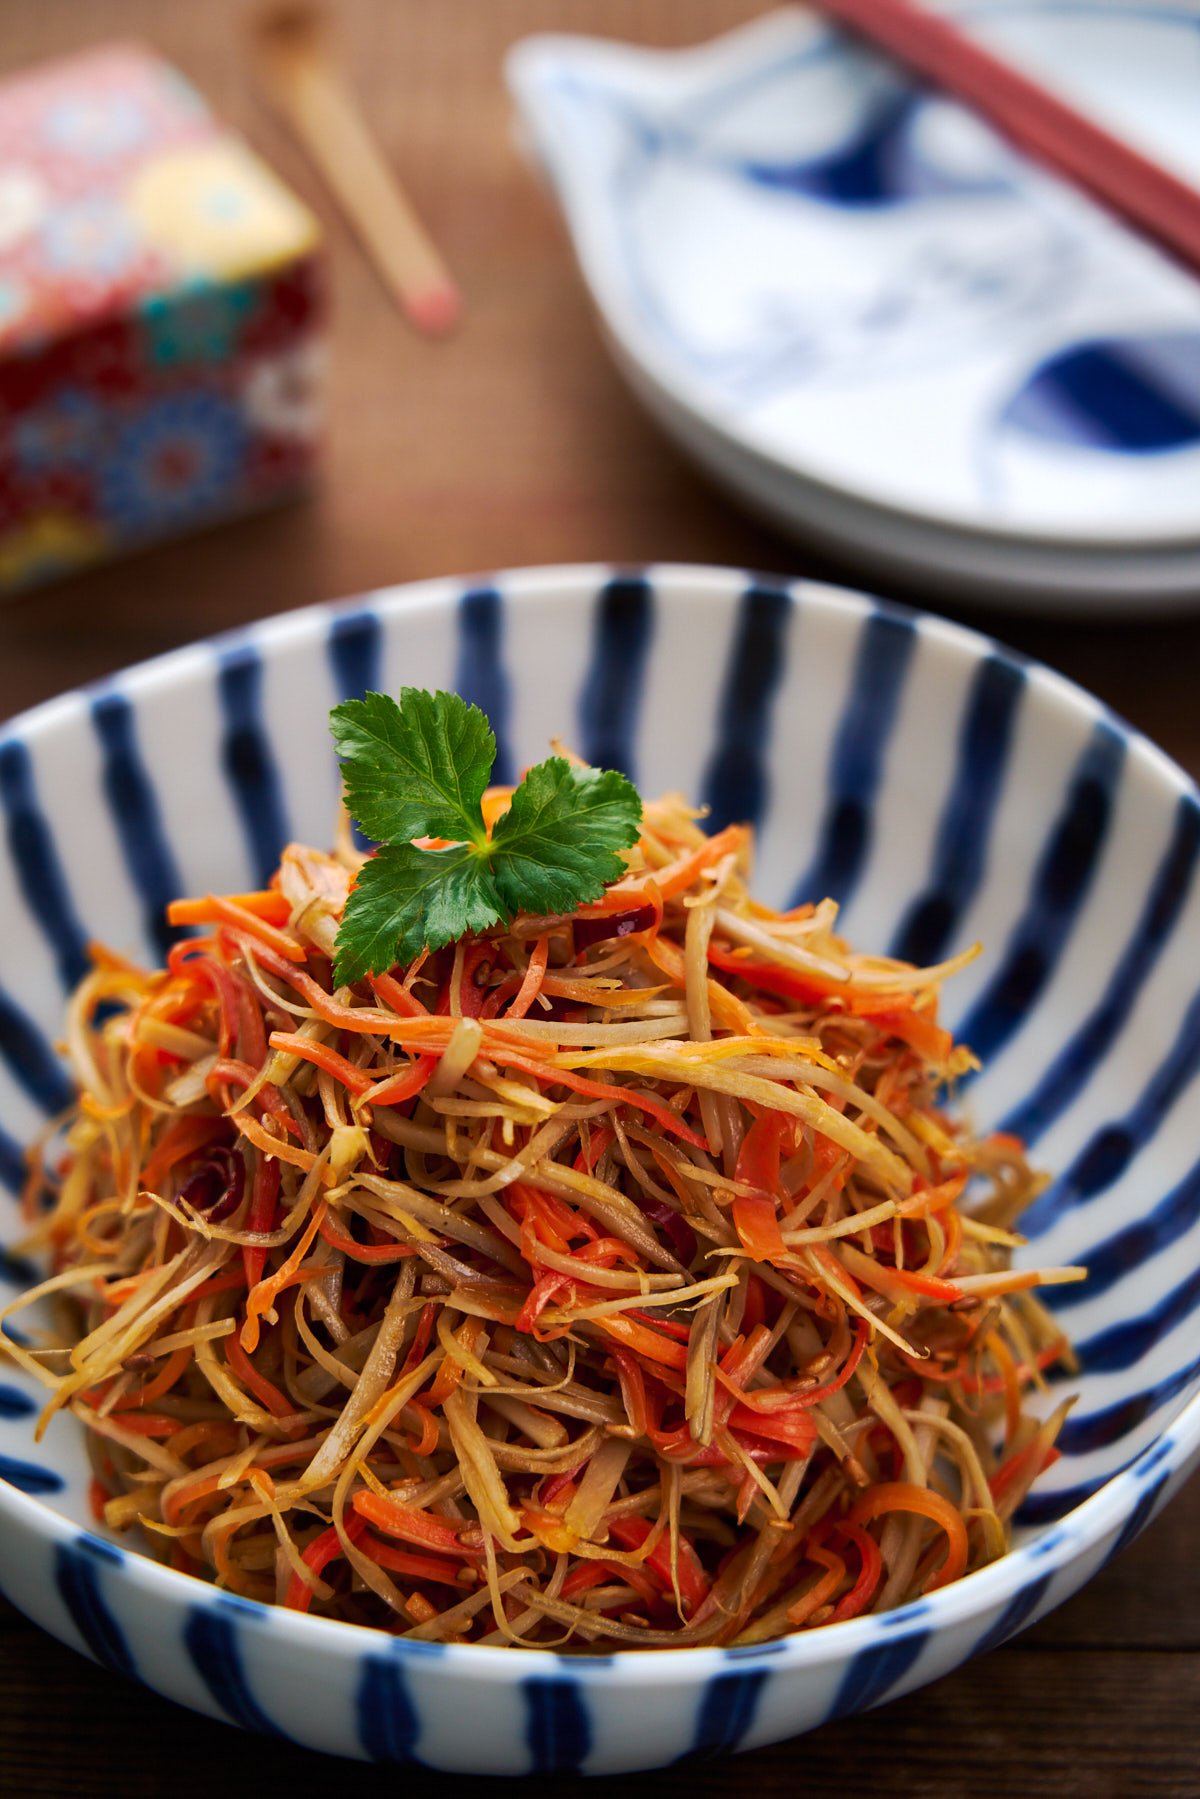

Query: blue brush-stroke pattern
[824,1620,929,1723]
[740,89,920,208]
[890,654,1025,965]
[721,1640,787,1661]
[456,586,513,786]
[1001,795,1200,1146]
[184,1604,286,1737]
[578,575,654,782]
[0,1130,23,1194]
[587,31,1073,409]
[954,722,1125,1074]
[1003,334,1200,453]
[357,1655,423,1763]
[1057,1354,1199,1456]
[0,983,73,1114]
[1023,1441,1173,1532]
[1027,1527,1067,1563]
[1076,1266,1200,1373]
[0,1244,35,1287]
[328,607,382,703]
[551,2,1200,454]
[790,609,916,911]
[1105,1473,1169,1562]
[970,1573,1053,1660]
[0,1237,41,1280]
[736,83,1014,211]
[1022,984,1200,1240]
[55,1542,136,1677]
[1132,1435,1175,1483]
[328,607,384,849]
[702,583,791,834]
[217,648,291,889]
[0,739,90,989]
[524,1677,592,1773]
[1045,1151,1200,1313]
[0,1384,35,1418]
[1018,1478,1103,1526]
[683,1668,770,1759]
[90,693,183,962]
[0,1453,62,1494]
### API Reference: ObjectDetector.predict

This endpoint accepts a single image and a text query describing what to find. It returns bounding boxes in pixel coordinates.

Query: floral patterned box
[0,42,324,589]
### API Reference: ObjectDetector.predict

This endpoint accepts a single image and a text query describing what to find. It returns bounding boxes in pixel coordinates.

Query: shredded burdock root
[6,791,1082,1647]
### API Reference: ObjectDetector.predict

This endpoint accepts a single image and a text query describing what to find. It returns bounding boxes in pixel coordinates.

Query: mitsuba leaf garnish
[330,688,643,984]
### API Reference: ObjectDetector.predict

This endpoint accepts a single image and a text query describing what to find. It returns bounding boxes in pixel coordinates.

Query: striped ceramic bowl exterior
[0,564,1196,1772]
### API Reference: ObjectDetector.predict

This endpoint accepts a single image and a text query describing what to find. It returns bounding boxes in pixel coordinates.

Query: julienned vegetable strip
[10,780,1081,1649]
[848,1482,969,1591]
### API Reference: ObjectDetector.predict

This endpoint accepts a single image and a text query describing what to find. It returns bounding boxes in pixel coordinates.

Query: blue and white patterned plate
[509,7,1200,608]
[0,565,1198,1770]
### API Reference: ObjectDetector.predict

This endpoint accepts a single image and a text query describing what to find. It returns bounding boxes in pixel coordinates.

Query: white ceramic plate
[509,5,1200,608]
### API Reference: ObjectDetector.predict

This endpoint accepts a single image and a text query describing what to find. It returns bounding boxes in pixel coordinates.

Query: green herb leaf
[333,842,505,986]
[331,688,643,981]
[330,688,494,849]
[490,759,643,917]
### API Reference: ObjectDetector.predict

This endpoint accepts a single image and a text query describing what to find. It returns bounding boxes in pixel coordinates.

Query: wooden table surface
[1,2,1197,1793]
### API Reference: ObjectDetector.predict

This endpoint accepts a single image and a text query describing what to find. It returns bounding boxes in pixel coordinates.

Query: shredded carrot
[849,1482,969,1592]
[283,1511,370,1613]
[241,1201,329,1353]
[360,1531,475,1588]
[370,970,430,1018]
[318,1211,417,1264]
[163,1471,225,1529]
[827,1521,883,1623]
[506,934,551,1020]
[498,1053,707,1150]
[403,1400,441,1458]
[101,1411,183,1439]
[363,1053,437,1107]
[168,890,292,928]
[598,1313,689,1372]
[231,1110,325,1178]
[110,1345,192,1411]
[224,1330,299,1420]
[786,1543,846,1627]
[166,893,306,961]
[268,1031,377,1098]
[580,824,745,913]
[34,790,1068,1648]
[351,1491,481,1560]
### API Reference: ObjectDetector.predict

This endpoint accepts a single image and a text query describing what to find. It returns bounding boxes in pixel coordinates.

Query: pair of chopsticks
[254,4,461,336]
[812,0,1200,276]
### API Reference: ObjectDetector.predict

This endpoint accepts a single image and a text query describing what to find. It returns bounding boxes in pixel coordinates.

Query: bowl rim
[1,558,1197,1682]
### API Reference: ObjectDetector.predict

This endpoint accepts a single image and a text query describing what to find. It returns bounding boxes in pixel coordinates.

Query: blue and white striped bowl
[0,564,1196,1772]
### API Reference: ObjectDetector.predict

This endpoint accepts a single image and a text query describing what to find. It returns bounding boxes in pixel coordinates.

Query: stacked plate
[508,4,1200,611]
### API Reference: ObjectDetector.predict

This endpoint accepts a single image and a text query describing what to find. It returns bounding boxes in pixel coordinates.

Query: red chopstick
[812,0,1200,275]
